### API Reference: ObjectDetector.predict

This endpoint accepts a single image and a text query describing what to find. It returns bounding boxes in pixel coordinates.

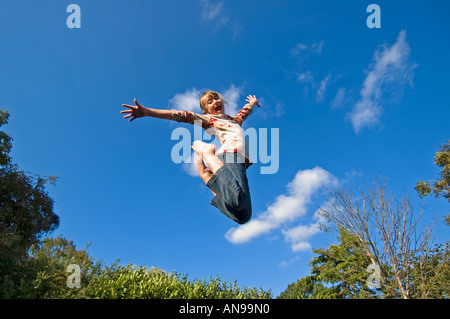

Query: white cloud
[199,0,241,37]
[290,241,312,252]
[225,167,336,246]
[291,41,334,103]
[283,223,321,247]
[291,41,324,57]
[279,256,301,268]
[169,88,202,112]
[296,72,332,103]
[331,87,347,109]
[297,71,314,84]
[222,84,242,116]
[316,74,331,102]
[349,30,417,133]
[281,207,328,252]
[200,0,225,22]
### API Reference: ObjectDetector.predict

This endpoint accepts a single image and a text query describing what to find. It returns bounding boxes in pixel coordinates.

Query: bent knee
[233,193,252,225]
[235,210,251,224]
[225,203,252,224]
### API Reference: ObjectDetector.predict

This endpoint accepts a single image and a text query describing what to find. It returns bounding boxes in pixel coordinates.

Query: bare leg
[194,153,216,195]
[191,141,224,174]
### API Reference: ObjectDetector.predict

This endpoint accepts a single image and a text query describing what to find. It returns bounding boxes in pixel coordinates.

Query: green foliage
[279,228,450,299]
[0,167,60,252]
[87,263,272,299]
[1,109,60,298]
[0,110,12,166]
[30,236,101,299]
[416,140,450,225]
[278,227,381,299]
[409,242,450,298]
[277,276,331,299]
[27,236,272,299]
[309,227,380,299]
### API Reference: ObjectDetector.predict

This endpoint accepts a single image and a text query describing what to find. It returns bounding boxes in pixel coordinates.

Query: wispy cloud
[291,41,333,103]
[316,74,331,103]
[199,0,241,37]
[296,72,332,103]
[348,30,417,133]
[297,71,314,84]
[331,87,348,109]
[200,0,228,25]
[225,167,337,248]
[291,41,324,58]
[279,256,300,268]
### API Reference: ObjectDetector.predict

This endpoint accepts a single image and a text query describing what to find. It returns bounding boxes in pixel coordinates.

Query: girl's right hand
[121,99,147,122]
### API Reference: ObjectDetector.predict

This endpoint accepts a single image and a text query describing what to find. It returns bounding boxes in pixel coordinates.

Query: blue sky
[1,0,449,296]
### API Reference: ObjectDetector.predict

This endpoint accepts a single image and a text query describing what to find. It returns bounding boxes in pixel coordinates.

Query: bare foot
[191,140,223,175]
[191,140,217,157]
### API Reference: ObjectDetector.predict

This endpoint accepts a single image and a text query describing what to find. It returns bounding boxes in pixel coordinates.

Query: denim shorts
[206,152,252,225]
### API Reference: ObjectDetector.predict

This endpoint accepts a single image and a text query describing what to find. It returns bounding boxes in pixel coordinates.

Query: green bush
[86,263,272,299]
[25,236,272,299]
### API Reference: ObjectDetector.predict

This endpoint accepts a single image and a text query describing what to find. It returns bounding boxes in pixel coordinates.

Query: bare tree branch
[319,179,436,299]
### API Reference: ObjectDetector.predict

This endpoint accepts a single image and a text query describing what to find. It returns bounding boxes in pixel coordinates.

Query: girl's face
[202,94,225,115]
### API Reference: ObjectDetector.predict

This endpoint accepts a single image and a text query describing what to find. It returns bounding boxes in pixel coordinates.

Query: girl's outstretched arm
[234,95,260,125]
[121,99,172,122]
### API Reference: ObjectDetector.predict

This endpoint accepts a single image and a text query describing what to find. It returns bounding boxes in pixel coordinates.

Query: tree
[279,225,449,299]
[277,275,330,299]
[30,236,101,298]
[278,227,380,299]
[0,110,12,166]
[318,180,436,299]
[409,241,450,298]
[0,109,60,297]
[415,140,450,225]
[309,226,381,299]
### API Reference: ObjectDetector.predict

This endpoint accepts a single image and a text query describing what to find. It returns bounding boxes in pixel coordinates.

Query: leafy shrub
[86,262,272,299]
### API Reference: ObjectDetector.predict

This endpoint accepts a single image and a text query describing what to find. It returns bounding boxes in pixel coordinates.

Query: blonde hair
[199,90,228,113]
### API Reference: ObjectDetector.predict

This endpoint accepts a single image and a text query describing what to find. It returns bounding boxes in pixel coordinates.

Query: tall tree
[318,180,435,299]
[279,226,449,299]
[278,227,380,299]
[415,140,450,225]
[30,236,99,298]
[0,110,12,166]
[0,110,60,297]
